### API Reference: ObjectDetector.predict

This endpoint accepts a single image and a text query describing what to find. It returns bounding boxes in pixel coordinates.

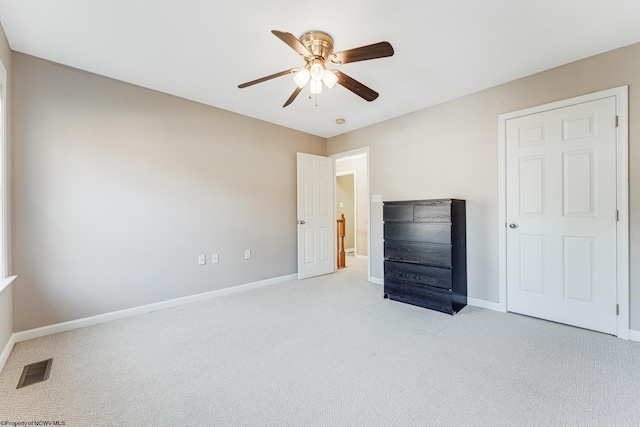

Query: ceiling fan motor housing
[299,31,334,60]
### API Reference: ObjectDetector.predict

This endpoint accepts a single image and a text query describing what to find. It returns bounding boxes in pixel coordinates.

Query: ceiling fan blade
[272,30,313,58]
[334,71,378,102]
[283,86,303,107]
[238,68,298,88]
[332,41,394,64]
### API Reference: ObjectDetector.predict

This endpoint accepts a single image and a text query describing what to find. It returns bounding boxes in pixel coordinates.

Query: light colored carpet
[1,258,639,426]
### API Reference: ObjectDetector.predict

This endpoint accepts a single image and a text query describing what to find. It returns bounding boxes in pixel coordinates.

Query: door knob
[299,220,306,225]
[509,223,518,229]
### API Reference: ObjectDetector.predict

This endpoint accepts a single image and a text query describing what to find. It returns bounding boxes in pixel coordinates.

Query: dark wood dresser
[383,199,467,315]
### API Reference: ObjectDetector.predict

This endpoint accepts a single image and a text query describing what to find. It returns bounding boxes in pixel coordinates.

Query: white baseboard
[0,333,16,374]
[370,276,384,285]
[11,273,297,345]
[467,297,505,312]
[629,329,640,343]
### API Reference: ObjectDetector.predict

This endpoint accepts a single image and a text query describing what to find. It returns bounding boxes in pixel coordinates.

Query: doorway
[331,148,371,281]
[336,172,356,255]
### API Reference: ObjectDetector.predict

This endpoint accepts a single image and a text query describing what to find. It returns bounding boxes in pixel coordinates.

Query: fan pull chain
[307,88,319,107]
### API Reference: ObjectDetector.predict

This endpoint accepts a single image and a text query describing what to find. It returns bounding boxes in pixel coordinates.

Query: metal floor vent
[17,358,53,389]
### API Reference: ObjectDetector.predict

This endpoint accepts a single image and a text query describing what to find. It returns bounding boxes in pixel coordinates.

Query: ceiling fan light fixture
[322,70,338,89]
[310,61,324,81]
[310,79,323,95]
[293,68,310,88]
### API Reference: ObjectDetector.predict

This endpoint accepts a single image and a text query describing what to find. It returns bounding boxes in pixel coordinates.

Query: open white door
[297,152,335,279]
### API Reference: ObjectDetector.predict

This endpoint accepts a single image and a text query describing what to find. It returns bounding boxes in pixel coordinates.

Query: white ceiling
[1,1,640,138]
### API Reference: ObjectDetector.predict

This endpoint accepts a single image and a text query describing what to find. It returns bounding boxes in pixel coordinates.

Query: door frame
[330,147,371,281]
[497,86,629,339]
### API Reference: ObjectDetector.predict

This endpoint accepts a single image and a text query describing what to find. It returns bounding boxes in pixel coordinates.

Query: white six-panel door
[506,96,618,335]
[297,152,335,279]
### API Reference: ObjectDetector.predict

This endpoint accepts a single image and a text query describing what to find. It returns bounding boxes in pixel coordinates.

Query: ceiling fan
[238,30,394,107]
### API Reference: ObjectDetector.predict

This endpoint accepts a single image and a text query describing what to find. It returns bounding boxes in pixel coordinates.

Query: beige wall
[336,156,368,256]
[11,53,325,331]
[327,42,640,330]
[0,24,12,354]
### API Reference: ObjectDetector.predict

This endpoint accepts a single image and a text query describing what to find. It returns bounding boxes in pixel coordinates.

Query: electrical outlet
[197,254,206,265]
[244,249,251,259]
[211,253,219,264]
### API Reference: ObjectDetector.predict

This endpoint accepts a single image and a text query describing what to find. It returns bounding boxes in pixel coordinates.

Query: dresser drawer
[384,278,454,314]
[385,260,452,289]
[384,222,451,244]
[384,241,452,268]
[383,204,413,222]
[413,202,451,223]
